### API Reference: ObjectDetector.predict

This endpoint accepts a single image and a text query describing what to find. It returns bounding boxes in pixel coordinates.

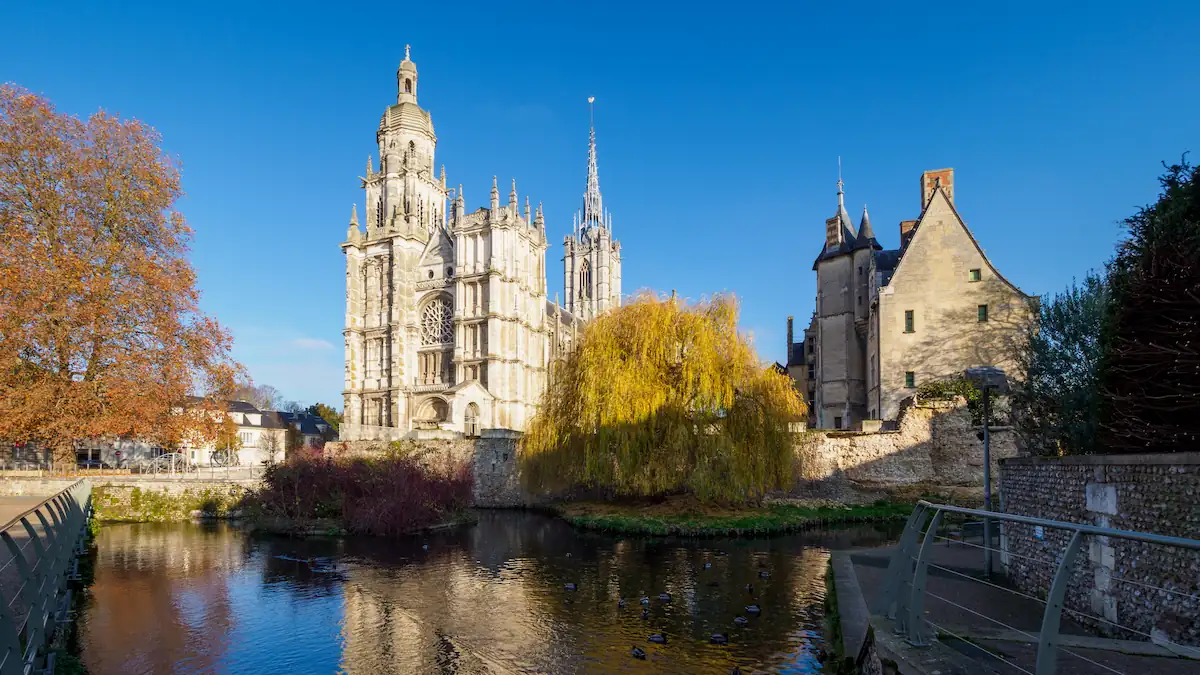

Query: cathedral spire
[582,96,604,230]
[350,203,359,226]
[490,175,499,212]
[510,178,518,211]
[366,155,374,176]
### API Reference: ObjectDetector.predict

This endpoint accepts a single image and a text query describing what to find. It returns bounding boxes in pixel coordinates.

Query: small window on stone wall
[978,304,989,322]
[904,310,914,333]
[969,268,982,282]
[834,416,843,429]
[905,371,915,388]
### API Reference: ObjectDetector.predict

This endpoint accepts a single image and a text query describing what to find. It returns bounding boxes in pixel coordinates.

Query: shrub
[915,376,1004,426]
[521,292,805,504]
[254,455,472,536]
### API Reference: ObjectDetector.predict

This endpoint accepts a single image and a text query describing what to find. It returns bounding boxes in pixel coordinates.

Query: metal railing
[880,500,1200,675]
[0,479,92,675]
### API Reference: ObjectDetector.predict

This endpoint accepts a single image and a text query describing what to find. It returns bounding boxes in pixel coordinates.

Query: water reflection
[81,512,899,674]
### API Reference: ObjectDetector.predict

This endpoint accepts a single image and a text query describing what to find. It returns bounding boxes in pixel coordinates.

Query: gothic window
[421,297,454,345]
[579,259,592,299]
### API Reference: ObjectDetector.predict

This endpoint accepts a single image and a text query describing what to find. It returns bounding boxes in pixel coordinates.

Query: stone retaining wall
[999,453,1200,645]
[793,399,1017,498]
[329,399,1014,506]
[89,480,256,521]
[325,429,536,508]
[0,477,259,521]
[0,478,79,497]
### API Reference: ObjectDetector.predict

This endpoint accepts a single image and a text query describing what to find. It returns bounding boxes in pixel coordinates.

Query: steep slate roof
[258,411,289,430]
[873,248,903,286]
[851,206,882,251]
[812,188,860,269]
[227,400,261,413]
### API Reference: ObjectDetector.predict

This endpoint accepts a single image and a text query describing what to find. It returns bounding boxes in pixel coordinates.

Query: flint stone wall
[999,453,1200,645]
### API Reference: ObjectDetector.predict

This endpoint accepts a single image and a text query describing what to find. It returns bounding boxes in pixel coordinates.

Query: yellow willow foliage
[522,292,806,504]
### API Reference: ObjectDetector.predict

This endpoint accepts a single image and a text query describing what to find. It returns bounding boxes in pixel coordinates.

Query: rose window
[421,297,454,345]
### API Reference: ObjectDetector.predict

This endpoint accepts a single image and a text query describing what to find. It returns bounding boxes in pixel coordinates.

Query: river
[78,511,898,674]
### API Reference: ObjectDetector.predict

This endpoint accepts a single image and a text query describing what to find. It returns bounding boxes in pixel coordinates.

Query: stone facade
[341,49,620,441]
[999,454,1200,645]
[789,169,1033,429]
[793,397,1017,497]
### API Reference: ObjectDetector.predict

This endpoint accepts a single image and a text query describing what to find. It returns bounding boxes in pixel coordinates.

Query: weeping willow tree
[522,292,805,504]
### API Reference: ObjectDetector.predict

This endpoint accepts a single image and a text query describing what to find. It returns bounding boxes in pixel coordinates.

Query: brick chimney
[920,168,954,210]
[899,220,918,249]
[786,316,794,365]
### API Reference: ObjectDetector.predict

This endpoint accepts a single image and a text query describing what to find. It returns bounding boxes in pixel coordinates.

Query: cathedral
[341,48,622,441]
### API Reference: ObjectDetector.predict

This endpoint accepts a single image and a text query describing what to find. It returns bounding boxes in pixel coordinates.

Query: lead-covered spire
[581,96,604,231]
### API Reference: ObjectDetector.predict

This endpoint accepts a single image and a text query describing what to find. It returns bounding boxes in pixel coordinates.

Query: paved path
[0,496,53,527]
[842,541,1199,675]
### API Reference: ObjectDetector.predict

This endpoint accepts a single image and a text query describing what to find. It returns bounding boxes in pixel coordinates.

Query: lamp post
[964,366,1010,578]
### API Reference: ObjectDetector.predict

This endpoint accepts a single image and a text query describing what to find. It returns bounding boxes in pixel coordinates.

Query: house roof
[227,400,262,413]
[258,411,289,430]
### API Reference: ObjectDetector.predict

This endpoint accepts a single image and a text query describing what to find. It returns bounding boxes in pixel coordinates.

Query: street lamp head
[964,366,1010,394]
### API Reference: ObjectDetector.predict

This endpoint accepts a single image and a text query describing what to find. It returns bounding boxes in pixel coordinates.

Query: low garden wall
[999,453,1200,645]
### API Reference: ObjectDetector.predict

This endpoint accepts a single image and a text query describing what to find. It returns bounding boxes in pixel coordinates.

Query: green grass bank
[553,497,913,537]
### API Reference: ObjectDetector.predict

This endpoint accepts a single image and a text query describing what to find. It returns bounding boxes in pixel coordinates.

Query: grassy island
[553,497,913,537]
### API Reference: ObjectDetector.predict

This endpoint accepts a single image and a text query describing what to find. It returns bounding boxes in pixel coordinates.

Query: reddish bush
[255,455,472,536]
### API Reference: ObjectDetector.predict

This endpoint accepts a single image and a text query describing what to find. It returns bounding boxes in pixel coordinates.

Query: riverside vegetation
[249,452,473,537]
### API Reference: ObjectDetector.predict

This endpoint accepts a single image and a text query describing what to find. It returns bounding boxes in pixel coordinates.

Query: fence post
[906,508,944,646]
[882,502,928,622]
[1036,529,1082,675]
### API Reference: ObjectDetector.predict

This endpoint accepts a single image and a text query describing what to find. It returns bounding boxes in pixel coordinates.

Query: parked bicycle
[144,452,197,474]
[209,448,241,467]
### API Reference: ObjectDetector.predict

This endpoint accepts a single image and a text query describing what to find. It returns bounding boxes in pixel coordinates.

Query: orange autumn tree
[0,85,241,465]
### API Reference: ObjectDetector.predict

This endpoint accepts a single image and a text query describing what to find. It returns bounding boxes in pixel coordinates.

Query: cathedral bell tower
[343,46,450,435]
[563,97,622,320]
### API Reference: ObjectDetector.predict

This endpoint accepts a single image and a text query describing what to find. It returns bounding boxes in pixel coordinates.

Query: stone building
[788,168,1032,429]
[341,48,621,441]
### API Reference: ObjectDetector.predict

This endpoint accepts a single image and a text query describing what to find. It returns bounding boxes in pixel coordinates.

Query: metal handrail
[880,500,1200,675]
[0,479,92,675]
[912,500,1200,551]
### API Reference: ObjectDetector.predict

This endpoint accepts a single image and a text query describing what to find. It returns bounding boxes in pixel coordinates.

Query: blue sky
[4,1,1198,407]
